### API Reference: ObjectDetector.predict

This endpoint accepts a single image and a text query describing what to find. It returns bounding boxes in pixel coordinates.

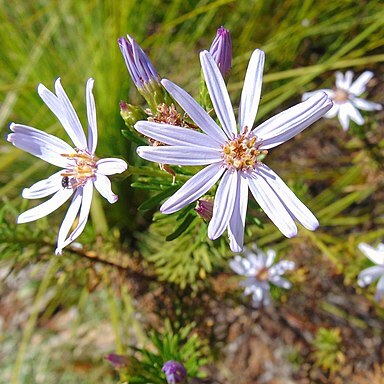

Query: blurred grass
[1,0,384,382]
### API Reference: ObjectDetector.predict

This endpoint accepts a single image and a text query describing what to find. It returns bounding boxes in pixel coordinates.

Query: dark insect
[61,176,70,189]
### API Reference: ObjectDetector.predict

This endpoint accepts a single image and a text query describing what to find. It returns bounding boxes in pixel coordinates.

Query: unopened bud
[120,101,147,128]
[195,198,214,221]
[162,360,188,384]
[209,26,232,77]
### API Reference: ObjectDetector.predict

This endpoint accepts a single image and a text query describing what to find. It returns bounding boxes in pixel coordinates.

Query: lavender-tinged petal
[343,102,364,126]
[270,276,292,289]
[374,274,384,301]
[338,105,351,131]
[200,51,237,138]
[258,164,319,231]
[265,249,277,268]
[55,181,93,253]
[349,71,373,96]
[302,89,333,101]
[86,78,98,154]
[358,243,384,265]
[55,189,83,255]
[22,171,63,199]
[273,260,295,273]
[324,103,340,118]
[358,266,384,287]
[161,162,225,214]
[93,174,118,203]
[208,170,238,240]
[17,188,73,224]
[8,123,73,168]
[118,37,141,85]
[135,121,219,149]
[137,145,221,166]
[96,158,127,175]
[209,26,232,77]
[248,171,298,238]
[238,49,265,133]
[343,71,354,89]
[335,72,346,89]
[229,255,249,275]
[161,79,227,144]
[352,97,382,111]
[256,92,332,149]
[228,173,249,252]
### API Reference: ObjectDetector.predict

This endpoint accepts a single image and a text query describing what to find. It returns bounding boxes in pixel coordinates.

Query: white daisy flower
[357,242,384,301]
[7,78,127,254]
[229,246,295,307]
[303,71,382,131]
[134,49,332,252]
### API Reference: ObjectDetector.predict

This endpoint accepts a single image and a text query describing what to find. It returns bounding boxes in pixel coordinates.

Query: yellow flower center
[333,88,349,103]
[60,149,97,189]
[221,130,267,172]
[256,267,269,281]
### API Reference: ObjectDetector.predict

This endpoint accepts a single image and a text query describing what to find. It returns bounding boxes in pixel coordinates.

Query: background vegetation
[1,0,384,383]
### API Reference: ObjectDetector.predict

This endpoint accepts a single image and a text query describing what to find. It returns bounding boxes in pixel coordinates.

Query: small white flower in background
[357,242,384,301]
[7,78,127,254]
[135,49,332,252]
[229,246,295,307]
[303,71,382,131]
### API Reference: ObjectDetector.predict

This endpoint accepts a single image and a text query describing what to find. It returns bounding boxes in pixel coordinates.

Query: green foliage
[116,322,208,383]
[310,327,345,374]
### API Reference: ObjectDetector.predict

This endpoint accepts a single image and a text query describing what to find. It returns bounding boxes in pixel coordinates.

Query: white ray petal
[375,274,384,301]
[8,123,73,168]
[208,170,238,240]
[302,89,333,101]
[349,71,373,96]
[352,97,382,111]
[324,103,340,118]
[358,266,384,287]
[228,173,249,252]
[342,102,364,126]
[248,171,297,238]
[93,174,118,203]
[86,78,98,154]
[161,79,227,143]
[337,104,351,131]
[55,181,93,253]
[135,121,219,149]
[38,79,86,149]
[17,188,73,224]
[137,145,221,166]
[255,92,332,149]
[358,243,384,265]
[200,51,237,138]
[96,158,128,175]
[22,171,63,199]
[238,49,265,133]
[258,164,319,231]
[161,162,225,214]
[56,189,83,255]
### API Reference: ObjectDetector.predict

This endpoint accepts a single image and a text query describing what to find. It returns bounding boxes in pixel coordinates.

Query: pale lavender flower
[357,242,384,301]
[303,71,382,131]
[209,26,232,77]
[135,49,332,252]
[162,360,187,384]
[229,246,295,307]
[7,78,127,254]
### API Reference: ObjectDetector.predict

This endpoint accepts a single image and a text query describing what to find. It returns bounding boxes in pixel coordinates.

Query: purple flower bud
[195,198,214,222]
[105,353,130,370]
[209,26,232,77]
[118,35,160,90]
[162,360,188,384]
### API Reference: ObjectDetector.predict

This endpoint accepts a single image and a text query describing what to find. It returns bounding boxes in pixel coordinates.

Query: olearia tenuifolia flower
[229,246,295,307]
[209,26,232,78]
[134,49,333,252]
[7,78,127,254]
[162,360,188,384]
[118,34,169,111]
[357,242,384,301]
[303,71,382,131]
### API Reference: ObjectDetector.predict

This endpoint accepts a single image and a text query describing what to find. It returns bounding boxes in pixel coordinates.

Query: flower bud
[209,26,232,77]
[195,198,214,222]
[120,101,147,128]
[162,360,188,384]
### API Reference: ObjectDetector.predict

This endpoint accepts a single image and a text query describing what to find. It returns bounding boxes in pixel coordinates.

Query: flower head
[229,246,295,307]
[162,360,187,384]
[357,242,384,301]
[7,78,127,254]
[134,49,332,252]
[209,26,232,77]
[303,71,382,131]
